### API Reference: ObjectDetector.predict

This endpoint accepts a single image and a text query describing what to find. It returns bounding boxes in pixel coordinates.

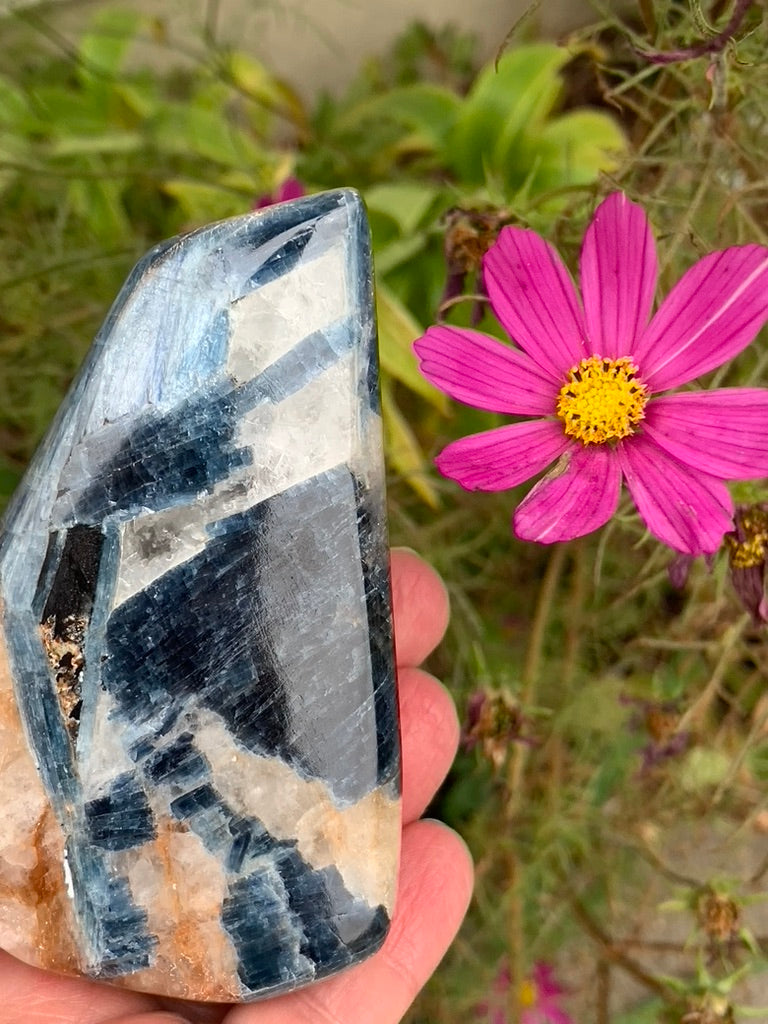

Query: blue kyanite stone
[0,189,400,1002]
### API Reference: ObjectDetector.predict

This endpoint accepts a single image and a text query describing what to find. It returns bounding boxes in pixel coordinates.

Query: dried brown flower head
[439,206,510,324]
[696,890,740,944]
[463,688,535,771]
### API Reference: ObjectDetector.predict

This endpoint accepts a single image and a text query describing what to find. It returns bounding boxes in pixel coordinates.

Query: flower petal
[435,419,569,491]
[634,246,768,391]
[580,193,658,359]
[513,443,621,544]
[483,225,588,381]
[617,435,734,554]
[414,325,555,415]
[643,389,768,479]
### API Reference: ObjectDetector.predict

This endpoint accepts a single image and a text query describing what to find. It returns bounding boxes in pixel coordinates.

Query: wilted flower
[463,689,536,770]
[476,962,573,1024]
[724,503,768,622]
[253,176,305,209]
[440,206,508,325]
[622,694,690,774]
[682,994,735,1024]
[414,193,768,554]
[697,890,741,945]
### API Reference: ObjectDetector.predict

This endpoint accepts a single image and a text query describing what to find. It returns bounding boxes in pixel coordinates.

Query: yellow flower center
[725,508,768,569]
[556,355,649,445]
[518,980,537,1009]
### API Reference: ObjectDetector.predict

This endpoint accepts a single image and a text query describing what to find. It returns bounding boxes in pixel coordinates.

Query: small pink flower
[253,176,305,209]
[476,962,574,1024]
[414,193,768,554]
[522,963,573,1024]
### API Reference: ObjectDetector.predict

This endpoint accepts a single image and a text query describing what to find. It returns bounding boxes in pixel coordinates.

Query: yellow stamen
[556,355,648,445]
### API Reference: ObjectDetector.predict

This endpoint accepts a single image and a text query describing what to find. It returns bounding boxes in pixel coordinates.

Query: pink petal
[436,419,569,491]
[483,226,588,381]
[643,389,768,479]
[513,443,621,544]
[414,325,555,415]
[617,435,734,554]
[634,246,768,392]
[580,193,658,359]
[276,176,305,202]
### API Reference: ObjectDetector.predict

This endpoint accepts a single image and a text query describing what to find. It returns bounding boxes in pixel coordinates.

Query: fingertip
[397,818,474,921]
[110,1016,195,1024]
[399,667,460,823]
[390,548,450,666]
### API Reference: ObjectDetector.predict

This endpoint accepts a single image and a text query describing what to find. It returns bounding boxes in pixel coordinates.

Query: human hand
[0,548,473,1024]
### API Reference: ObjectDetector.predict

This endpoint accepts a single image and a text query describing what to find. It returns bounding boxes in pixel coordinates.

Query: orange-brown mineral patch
[112,817,241,1001]
[0,606,81,975]
[195,710,401,913]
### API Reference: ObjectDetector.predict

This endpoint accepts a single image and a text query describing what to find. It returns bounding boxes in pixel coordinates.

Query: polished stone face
[0,189,400,1002]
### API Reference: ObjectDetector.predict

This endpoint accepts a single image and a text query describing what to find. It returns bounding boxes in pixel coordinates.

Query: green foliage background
[1,3,768,1021]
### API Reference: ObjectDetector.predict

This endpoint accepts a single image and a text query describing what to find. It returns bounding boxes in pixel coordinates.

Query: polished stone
[0,189,400,1002]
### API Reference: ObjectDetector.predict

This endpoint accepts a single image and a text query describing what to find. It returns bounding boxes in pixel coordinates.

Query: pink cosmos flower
[414,193,768,554]
[253,176,305,209]
[476,962,574,1024]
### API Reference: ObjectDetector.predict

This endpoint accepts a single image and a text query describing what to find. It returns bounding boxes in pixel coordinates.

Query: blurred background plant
[1,1,768,1021]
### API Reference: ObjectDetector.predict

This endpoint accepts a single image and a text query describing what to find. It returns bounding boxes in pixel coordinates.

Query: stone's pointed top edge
[125,188,367,298]
[125,188,365,298]
[180,187,364,247]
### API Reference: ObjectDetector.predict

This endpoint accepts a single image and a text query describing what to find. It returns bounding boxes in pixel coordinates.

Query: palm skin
[0,548,473,1024]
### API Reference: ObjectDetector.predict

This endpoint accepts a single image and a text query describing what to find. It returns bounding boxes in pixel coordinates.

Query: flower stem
[504,544,567,1024]
[677,614,749,732]
[508,543,568,816]
[638,0,755,64]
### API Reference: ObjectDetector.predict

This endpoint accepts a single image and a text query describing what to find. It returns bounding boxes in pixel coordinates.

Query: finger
[225,819,474,1024]
[107,1016,194,1024]
[0,950,157,1024]
[399,667,459,824]
[390,548,450,668]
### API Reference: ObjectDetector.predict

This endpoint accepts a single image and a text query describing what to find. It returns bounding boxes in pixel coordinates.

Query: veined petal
[414,325,555,416]
[483,226,588,381]
[644,389,768,479]
[435,419,569,491]
[513,443,621,544]
[580,193,658,359]
[617,435,734,554]
[635,246,768,392]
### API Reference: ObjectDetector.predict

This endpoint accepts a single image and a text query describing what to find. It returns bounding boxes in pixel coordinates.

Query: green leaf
[376,283,448,412]
[67,177,131,244]
[374,235,427,276]
[449,44,570,185]
[589,742,631,806]
[531,109,626,193]
[0,461,21,507]
[149,103,263,168]
[161,179,249,223]
[48,132,144,158]
[226,51,307,130]
[337,84,461,149]
[30,86,109,136]
[678,747,730,792]
[77,8,144,81]
[0,74,32,128]
[381,381,441,509]
[115,80,161,120]
[364,182,439,236]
